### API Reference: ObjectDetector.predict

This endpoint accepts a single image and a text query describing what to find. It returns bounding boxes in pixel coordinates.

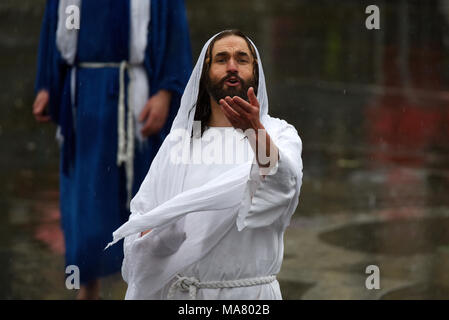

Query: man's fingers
[33,97,45,114]
[232,96,255,113]
[139,103,151,122]
[141,117,156,136]
[219,100,233,120]
[219,99,241,127]
[220,98,240,119]
[33,90,50,122]
[225,96,249,117]
[248,87,259,107]
[32,105,40,115]
[33,100,50,122]
[141,113,163,137]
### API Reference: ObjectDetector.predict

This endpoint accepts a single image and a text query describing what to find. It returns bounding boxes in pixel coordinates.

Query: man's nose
[226,58,238,73]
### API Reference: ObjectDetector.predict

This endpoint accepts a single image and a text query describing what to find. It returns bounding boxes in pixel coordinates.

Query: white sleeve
[236,121,303,231]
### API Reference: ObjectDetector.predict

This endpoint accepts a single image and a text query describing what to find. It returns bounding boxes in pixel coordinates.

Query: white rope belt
[167,274,277,300]
[78,61,135,207]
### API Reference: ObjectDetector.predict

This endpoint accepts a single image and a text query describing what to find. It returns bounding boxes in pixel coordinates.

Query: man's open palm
[219,87,261,131]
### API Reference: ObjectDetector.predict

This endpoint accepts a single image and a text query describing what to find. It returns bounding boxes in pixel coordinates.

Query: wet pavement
[282,209,449,299]
[1,0,449,299]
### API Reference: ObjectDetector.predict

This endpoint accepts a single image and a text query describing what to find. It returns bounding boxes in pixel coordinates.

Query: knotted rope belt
[167,274,277,300]
[78,61,135,206]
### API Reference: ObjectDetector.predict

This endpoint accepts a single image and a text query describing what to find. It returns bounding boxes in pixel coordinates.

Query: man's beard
[205,73,257,104]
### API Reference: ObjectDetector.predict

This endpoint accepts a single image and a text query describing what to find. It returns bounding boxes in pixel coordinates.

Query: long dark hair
[193,30,259,136]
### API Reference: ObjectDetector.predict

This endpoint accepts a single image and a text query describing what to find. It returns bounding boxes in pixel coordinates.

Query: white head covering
[106,31,294,299]
[171,32,270,134]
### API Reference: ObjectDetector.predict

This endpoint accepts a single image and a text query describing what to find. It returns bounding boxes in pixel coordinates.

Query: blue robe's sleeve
[145,0,192,98]
[34,0,68,124]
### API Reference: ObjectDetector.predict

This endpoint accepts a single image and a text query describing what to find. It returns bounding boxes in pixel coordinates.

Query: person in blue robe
[32,0,192,299]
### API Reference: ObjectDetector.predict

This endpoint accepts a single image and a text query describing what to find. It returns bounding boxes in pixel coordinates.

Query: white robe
[106,33,303,300]
[121,121,301,299]
[157,127,283,299]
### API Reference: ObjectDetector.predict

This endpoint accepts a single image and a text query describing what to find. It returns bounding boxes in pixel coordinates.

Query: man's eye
[239,59,248,63]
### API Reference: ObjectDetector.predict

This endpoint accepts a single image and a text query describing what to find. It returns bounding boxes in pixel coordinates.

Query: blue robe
[35,0,192,284]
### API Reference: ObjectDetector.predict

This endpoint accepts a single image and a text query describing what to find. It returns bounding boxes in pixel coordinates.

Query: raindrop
[26,141,36,152]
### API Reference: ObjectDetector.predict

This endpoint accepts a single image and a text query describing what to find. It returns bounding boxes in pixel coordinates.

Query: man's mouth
[224,77,241,87]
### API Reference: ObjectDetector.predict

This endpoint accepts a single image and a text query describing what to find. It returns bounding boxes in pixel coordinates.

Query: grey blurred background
[1,0,449,299]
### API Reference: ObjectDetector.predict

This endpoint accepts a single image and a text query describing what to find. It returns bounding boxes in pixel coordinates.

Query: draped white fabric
[106,33,304,299]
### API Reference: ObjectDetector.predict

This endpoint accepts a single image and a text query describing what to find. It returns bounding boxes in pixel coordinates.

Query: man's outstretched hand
[219,86,279,171]
[33,89,51,122]
[219,87,261,131]
[139,89,172,137]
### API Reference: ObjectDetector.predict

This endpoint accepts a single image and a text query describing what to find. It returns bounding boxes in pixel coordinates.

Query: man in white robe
[106,29,303,300]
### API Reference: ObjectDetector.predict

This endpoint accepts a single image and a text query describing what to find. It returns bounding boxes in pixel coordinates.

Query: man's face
[206,35,257,104]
